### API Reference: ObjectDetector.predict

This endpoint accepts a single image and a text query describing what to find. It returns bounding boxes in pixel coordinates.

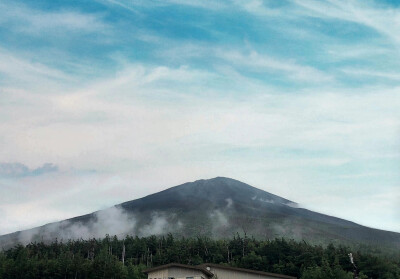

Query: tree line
[0,233,399,279]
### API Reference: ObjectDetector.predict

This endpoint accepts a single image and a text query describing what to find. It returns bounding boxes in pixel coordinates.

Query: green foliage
[300,258,354,279]
[0,234,399,279]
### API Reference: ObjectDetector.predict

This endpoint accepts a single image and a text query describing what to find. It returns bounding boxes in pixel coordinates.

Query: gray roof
[143,263,214,277]
[144,263,296,279]
[198,263,297,279]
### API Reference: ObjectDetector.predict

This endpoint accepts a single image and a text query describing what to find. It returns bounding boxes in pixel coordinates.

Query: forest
[0,233,399,279]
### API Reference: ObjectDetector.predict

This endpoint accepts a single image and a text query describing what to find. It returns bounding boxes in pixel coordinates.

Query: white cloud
[216,49,334,83]
[341,68,400,80]
[101,0,227,10]
[163,0,227,10]
[0,2,109,35]
[232,0,285,17]
[210,210,229,227]
[97,0,140,14]
[323,43,391,61]
[0,47,73,87]
[12,206,136,244]
[0,171,142,235]
[292,0,400,47]
[158,44,334,84]
[139,212,169,236]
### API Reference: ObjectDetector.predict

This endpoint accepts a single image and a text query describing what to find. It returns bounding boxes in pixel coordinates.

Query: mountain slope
[1,177,399,250]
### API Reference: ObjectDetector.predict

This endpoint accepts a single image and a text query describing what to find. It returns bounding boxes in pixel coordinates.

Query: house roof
[143,263,214,277]
[144,263,296,279]
[197,263,297,279]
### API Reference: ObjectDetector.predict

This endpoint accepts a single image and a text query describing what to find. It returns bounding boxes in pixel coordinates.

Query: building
[144,263,297,279]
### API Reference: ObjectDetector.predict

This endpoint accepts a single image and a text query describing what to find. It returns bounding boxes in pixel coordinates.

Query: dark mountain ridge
[1,177,399,250]
[121,177,293,211]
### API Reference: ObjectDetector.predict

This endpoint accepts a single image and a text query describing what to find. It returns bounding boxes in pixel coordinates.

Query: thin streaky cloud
[0,47,73,82]
[0,2,109,35]
[292,0,400,46]
[157,44,334,84]
[215,49,334,83]
[341,68,400,81]
[96,0,141,14]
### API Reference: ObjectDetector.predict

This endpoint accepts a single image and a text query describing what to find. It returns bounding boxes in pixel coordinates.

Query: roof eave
[144,263,214,277]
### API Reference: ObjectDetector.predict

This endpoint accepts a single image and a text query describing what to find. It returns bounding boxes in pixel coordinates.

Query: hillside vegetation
[1,234,399,279]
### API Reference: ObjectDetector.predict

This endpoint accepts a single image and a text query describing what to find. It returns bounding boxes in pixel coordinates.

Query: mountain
[1,177,399,250]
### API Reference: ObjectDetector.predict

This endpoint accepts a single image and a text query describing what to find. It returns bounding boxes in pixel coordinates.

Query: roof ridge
[144,262,297,279]
[143,263,214,277]
[197,263,297,279]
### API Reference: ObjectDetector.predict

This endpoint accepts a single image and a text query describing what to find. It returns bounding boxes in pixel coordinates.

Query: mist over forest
[1,234,400,279]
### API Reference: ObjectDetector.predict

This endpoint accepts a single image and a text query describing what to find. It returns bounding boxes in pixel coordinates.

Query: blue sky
[0,0,399,234]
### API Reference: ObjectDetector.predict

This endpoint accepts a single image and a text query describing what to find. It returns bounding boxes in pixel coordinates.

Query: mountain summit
[121,177,295,213]
[1,177,399,249]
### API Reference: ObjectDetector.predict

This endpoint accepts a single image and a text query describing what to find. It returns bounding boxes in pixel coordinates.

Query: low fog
[9,196,238,247]
[13,207,179,247]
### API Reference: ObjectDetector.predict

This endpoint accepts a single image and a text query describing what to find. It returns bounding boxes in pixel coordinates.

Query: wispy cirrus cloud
[157,44,334,84]
[99,0,228,10]
[292,0,400,46]
[341,67,400,81]
[0,47,73,86]
[215,49,334,83]
[0,2,109,35]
